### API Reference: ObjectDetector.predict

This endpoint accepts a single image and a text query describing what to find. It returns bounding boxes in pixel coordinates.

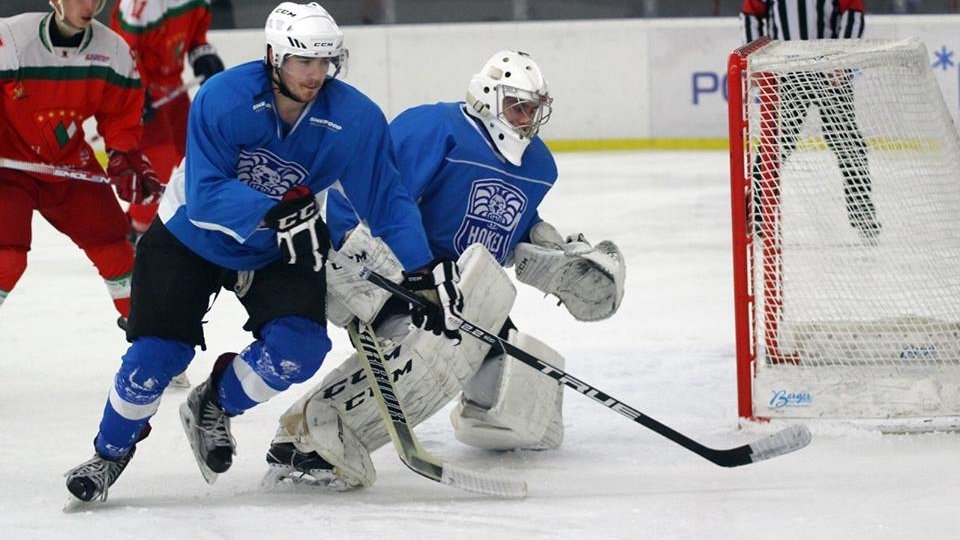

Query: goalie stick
[347,319,527,498]
[333,252,812,468]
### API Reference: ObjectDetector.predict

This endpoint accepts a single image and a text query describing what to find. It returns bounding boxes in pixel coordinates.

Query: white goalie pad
[274,244,516,478]
[450,330,565,451]
[273,396,377,488]
[326,223,404,327]
[514,221,626,322]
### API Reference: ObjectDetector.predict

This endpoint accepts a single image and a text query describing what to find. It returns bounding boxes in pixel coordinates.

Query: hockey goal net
[728,37,960,422]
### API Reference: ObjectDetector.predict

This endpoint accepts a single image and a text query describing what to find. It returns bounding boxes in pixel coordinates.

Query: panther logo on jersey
[454,179,527,263]
[236,149,308,198]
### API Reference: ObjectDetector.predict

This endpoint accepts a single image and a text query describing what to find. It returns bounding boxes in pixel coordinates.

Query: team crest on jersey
[236,149,308,198]
[35,109,82,153]
[454,179,527,263]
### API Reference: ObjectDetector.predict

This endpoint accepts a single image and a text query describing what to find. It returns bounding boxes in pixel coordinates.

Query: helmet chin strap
[50,1,85,35]
[267,64,310,104]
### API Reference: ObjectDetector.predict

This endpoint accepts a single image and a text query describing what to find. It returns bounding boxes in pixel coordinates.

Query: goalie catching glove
[514,221,626,321]
[264,185,330,272]
[106,149,163,204]
[402,259,465,343]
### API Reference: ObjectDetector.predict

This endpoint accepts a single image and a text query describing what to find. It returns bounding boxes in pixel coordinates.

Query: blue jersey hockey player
[263,51,627,490]
[64,1,465,503]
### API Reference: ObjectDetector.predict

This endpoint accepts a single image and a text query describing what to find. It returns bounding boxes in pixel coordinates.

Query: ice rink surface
[1,151,957,539]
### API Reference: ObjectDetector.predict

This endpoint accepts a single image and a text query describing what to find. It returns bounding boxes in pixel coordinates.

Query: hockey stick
[150,76,204,109]
[347,319,527,498]
[87,77,204,145]
[334,253,812,468]
[0,157,111,185]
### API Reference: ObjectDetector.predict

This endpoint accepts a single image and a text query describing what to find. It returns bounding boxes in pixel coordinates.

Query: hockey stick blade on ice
[343,258,812,468]
[348,320,527,498]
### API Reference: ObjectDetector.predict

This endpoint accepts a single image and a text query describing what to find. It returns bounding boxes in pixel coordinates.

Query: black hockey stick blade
[345,258,813,468]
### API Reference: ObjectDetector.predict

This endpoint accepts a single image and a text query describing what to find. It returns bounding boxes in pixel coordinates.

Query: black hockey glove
[402,259,464,343]
[263,185,330,272]
[189,44,225,82]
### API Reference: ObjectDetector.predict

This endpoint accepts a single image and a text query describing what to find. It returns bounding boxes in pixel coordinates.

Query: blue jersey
[157,61,432,272]
[326,102,558,265]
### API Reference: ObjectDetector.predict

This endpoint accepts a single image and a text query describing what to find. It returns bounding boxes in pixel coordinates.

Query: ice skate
[262,442,350,490]
[64,447,136,505]
[167,371,191,390]
[180,378,235,484]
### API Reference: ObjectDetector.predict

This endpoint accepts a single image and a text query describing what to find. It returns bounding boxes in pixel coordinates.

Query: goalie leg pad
[450,330,565,451]
[275,244,515,476]
[272,395,377,488]
[326,224,404,327]
[514,239,626,322]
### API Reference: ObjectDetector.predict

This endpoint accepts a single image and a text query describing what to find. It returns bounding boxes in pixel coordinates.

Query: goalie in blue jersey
[264,50,627,489]
[63,2,465,504]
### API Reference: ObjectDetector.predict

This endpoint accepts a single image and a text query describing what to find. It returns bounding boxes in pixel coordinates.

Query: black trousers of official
[752,71,876,229]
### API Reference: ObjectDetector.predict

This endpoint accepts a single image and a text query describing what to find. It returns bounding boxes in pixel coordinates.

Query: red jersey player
[0,0,162,323]
[111,0,224,239]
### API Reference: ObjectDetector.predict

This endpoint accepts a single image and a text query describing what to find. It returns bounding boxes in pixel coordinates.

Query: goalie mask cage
[727,37,960,422]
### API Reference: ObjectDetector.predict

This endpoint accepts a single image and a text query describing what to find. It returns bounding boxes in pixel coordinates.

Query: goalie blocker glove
[106,149,164,205]
[264,186,330,272]
[401,259,465,342]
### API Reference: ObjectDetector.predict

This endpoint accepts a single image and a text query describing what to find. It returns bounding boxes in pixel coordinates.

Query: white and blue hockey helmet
[466,50,553,166]
[264,2,348,78]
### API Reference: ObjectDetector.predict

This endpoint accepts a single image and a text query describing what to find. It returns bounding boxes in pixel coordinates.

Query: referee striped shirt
[741,0,866,43]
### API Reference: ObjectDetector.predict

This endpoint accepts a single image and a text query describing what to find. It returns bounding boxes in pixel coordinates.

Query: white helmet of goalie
[264,2,348,78]
[466,50,553,166]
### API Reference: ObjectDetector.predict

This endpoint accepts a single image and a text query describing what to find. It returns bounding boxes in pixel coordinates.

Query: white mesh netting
[744,38,960,419]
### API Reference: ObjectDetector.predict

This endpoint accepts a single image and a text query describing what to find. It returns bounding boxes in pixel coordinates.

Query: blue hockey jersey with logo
[326,102,558,265]
[157,60,432,271]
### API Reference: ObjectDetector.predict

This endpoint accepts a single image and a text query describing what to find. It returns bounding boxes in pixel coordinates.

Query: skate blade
[261,465,351,491]
[62,495,95,513]
[166,372,192,390]
[178,402,219,485]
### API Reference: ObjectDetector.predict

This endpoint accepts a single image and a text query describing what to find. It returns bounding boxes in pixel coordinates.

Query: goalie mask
[264,2,349,80]
[466,50,553,167]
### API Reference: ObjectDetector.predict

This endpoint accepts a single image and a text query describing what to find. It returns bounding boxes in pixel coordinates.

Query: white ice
[1,151,957,539]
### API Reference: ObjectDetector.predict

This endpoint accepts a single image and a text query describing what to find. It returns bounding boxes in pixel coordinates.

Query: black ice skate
[263,442,344,488]
[64,446,136,503]
[180,377,236,484]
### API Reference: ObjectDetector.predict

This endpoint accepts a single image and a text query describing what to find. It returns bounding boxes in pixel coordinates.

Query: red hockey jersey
[111,0,214,97]
[0,12,144,174]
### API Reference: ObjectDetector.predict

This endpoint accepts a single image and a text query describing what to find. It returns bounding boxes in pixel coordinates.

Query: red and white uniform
[111,0,215,231]
[0,12,143,318]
